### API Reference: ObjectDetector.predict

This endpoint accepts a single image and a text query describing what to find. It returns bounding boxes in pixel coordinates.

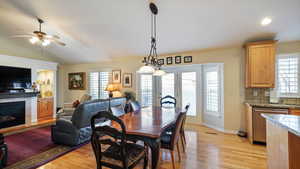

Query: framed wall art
[175,56,181,64]
[68,72,86,90]
[166,57,173,65]
[184,56,193,63]
[157,59,164,65]
[112,70,121,83]
[123,73,132,88]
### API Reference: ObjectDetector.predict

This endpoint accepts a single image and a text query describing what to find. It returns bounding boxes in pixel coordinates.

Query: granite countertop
[262,114,300,137]
[245,102,300,109]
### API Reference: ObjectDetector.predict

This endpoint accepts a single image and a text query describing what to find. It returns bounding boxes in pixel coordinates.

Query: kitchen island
[262,114,300,169]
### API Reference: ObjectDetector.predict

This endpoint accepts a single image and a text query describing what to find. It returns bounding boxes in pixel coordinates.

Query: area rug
[4,126,88,169]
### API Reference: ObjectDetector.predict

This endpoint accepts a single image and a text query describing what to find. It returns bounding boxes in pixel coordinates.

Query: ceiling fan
[12,18,66,47]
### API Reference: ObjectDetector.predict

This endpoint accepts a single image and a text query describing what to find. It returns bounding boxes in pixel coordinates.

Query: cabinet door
[248,44,275,87]
[38,100,47,119]
[47,99,53,117]
[253,111,267,142]
[289,109,300,116]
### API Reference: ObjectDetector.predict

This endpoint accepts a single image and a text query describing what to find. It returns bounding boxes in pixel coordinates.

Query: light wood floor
[38,124,267,169]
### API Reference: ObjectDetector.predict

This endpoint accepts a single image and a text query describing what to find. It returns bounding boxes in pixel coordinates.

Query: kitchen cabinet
[38,97,54,121]
[245,40,277,88]
[289,109,300,116]
[264,115,300,169]
[246,104,288,144]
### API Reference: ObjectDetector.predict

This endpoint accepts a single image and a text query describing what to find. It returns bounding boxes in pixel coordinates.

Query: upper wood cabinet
[245,40,277,88]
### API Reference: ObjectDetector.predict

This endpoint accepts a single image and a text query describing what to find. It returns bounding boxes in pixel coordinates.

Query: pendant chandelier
[137,3,166,76]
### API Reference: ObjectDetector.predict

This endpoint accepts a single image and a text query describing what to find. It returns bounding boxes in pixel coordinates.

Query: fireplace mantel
[0,92,39,99]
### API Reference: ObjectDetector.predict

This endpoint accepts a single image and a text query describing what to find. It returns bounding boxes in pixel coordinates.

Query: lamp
[137,2,166,76]
[153,68,166,76]
[105,83,120,98]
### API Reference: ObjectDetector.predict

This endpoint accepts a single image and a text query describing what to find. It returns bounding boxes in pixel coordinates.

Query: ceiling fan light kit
[137,3,166,76]
[13,18,66,47]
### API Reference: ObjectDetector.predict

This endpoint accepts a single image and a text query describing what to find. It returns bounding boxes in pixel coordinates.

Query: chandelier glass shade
[137,3,166,76]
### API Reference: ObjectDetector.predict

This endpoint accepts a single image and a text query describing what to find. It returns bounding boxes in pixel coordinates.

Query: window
[277,54,300,97]
[203,65,222,115]
[161,73,175,98]
[139,74,153,107]
[89,72,110,99]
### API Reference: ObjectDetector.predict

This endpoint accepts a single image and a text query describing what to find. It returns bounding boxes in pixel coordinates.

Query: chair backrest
[91,111,128,168]
[130,101,141,113]
[160,95,176,107]
[181,104,190,132]
[185,104,190,113]
[170,112,186,148]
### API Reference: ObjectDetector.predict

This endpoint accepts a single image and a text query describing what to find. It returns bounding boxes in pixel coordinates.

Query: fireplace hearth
[0,101,25,129]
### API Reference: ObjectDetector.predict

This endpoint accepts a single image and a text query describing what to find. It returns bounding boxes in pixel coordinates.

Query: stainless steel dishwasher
[252,107,289,143]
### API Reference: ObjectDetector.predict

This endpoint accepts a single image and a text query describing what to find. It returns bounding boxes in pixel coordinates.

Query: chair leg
[182,130,186,144]
[143,154,148,169]
[181,135,185,152]
[170,150,176,169]
[176,143,181,162]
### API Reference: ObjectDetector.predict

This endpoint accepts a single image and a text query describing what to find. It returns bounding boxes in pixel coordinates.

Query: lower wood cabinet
[38,98,54,121]
[246,104,288,144]
[289,109,300,116]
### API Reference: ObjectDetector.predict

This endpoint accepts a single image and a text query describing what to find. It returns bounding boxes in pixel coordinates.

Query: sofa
[51,97,126,146]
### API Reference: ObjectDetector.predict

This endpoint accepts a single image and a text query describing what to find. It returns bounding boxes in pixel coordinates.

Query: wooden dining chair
[160,95,176,107]
[160,112,186,169]
[91,111,148,169]
[180,104,190,151]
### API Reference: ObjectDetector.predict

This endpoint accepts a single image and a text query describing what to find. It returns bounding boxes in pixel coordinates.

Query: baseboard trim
[201,123,238,134]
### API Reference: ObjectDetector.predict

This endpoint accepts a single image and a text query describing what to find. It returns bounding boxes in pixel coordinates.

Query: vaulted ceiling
[0,0,299,64]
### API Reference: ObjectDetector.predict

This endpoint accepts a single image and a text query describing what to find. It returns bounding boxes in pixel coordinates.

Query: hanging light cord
[146,9,158,66]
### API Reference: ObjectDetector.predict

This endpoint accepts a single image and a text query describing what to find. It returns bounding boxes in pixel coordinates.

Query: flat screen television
[0,66,31,93]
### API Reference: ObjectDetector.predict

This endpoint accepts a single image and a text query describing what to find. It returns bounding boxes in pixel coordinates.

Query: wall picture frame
[184,56,193,63]
[123,73,132,88]
[157,59,164,65]
[68,72,86,90]
[175,56,182,64]
[166,57,173,65]
[112,70,121,84]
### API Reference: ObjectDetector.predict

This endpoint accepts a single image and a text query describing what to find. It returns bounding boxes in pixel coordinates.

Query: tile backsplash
[245,88,300,105]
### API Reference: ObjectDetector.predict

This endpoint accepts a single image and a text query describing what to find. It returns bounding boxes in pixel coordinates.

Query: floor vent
[205,132,218,135]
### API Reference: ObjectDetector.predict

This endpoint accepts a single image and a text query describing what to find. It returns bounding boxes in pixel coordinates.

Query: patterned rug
[4,126,87,169]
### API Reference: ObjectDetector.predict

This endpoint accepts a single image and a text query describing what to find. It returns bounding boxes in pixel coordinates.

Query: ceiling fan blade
[10,34,34,38]
[52,39,66,46]
[45,34,60,39]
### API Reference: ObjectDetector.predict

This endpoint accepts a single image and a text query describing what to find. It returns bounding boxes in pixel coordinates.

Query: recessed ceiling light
[261,17,272,26]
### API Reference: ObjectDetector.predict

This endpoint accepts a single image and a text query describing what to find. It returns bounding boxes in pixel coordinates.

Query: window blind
[277,56,299,95]
[140,75,152,107]
[205,71,219,112]
[89,72,110,99]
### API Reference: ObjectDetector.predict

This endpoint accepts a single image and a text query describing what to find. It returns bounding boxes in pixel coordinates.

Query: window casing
[89,72,110,99]
[277,53,300,98]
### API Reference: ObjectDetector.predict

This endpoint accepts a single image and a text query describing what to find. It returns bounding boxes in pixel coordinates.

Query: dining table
[114,106,182,169]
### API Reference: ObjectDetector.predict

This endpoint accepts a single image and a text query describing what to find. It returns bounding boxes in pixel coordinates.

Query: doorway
[137,64,224,128]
